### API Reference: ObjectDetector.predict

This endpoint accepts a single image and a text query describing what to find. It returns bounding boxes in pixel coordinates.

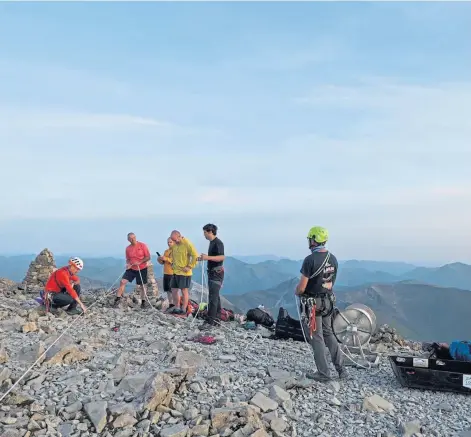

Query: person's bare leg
[181,288,189,312]
[116,279,128,297]
[171,288,180,308]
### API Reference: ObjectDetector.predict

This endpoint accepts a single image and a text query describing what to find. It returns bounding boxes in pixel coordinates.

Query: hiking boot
[306,371,332,382]
[199,322,214,332]
[66,307,84,316]
[173,308,185,315]
[165,304,176,313]
[337,368,350,380]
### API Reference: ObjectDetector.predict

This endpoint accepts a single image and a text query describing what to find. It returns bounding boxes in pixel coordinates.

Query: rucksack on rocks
[450,341,471,362]
[246,308,275,328]
[274,307,305,342]
[220,308,235,322]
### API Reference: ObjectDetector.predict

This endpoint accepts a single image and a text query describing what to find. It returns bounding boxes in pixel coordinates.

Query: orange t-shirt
[126,241,150,270]
[45,266,80,300]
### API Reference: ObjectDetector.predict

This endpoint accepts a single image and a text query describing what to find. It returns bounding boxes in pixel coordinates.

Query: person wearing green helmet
[295,226,348,382]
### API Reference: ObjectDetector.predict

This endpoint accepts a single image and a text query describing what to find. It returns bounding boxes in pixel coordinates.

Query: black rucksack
[274,307,305,342]
[246,308,275,328]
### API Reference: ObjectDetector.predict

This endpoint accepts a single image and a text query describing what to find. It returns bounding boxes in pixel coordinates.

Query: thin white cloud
[0,107,176,131]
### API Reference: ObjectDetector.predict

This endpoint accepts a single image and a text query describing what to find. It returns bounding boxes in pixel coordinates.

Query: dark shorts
[163,274,173,292]
[122,268,148,285]
[170,274,192,290]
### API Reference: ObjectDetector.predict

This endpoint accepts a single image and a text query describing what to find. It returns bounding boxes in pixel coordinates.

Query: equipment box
[389,355,471,395]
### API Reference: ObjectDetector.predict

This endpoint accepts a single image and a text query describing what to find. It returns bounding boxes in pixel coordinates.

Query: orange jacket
[45,266,80,300]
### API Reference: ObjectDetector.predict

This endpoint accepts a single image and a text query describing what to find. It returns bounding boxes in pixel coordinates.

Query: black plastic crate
[389,355,471,395]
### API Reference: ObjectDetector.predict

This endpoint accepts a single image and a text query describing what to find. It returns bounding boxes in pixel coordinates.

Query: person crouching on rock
[113,232,151,309]
[40,257,88,315]
[295,226,348,382]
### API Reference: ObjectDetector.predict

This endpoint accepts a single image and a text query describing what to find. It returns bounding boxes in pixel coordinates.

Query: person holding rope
[295,226,348,382]
[168,230,198,315]
[113,232,151,309]
[39,257,88,315]
[198,223,225,331]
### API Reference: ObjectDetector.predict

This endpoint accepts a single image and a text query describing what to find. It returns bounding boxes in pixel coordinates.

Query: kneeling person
[41,257,88,315]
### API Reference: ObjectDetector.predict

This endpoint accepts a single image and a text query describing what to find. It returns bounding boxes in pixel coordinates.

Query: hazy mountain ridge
[231,277,471,342]
[1,254,470,294]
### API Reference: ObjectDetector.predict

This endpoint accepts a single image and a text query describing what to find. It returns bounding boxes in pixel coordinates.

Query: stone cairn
[133,261,159,297]
[22,248,56,291]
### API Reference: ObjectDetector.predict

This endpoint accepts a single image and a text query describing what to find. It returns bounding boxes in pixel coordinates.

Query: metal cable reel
[332,303,379,367]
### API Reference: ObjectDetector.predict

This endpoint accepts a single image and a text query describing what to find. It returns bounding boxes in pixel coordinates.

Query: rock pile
[22,249,56,290]
[1,283,471,437]
[136,262,159,297]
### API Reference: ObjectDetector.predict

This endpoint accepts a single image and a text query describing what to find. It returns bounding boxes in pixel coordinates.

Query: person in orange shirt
[39,257,88,315]
[113,232,151,309]
[157,237,177,309]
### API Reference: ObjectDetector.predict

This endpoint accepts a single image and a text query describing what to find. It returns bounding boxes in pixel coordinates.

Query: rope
[189,260,205,327]
[0,269,127,404]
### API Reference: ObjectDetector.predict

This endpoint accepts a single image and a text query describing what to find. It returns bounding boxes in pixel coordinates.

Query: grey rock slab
[83,400,108,433]
[362,395,395,413]
[400,420,421,437]
[117,373,153,395]
[160,423,190,437]
[269,385,290,403]
[250,392,279,413]
[112,413,138,429]
[270,417,288,433]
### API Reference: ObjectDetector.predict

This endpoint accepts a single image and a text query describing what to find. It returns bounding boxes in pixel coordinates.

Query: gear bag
[274,307,305,342]
[449,341,471,362]
[246,307,275,328]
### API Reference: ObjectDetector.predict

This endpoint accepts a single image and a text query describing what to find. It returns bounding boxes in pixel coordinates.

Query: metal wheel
[332,303,377,347]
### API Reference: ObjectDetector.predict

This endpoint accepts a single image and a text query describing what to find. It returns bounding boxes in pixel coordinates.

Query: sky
[0,2,470,265]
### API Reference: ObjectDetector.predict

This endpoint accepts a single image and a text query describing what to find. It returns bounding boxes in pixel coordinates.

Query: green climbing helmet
[307,226,329,244]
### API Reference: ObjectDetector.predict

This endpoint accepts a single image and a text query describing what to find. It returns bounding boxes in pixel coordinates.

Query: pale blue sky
[0,2,470,264]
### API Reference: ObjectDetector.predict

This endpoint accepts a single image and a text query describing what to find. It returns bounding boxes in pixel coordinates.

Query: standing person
[168,230,198,315]
[39,257,88,315]
[295,226,348,382]
[157,237,177,310]
[113,233,151,309]
[198,223,225,331]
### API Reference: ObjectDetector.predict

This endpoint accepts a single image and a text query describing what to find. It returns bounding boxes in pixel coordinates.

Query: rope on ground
[0,269,127,404]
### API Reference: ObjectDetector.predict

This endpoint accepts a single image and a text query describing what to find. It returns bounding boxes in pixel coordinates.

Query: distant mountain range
[230,278,471,343]
[1,253,470,295]
[2,252,471,342]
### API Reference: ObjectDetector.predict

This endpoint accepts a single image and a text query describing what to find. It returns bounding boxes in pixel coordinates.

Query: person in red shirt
[40,257,88,315]
[113,232,151,308]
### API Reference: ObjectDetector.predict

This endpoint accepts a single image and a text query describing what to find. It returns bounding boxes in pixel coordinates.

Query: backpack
[424,342,453,360]
[246,308,275,328]
[220,308,235,322]
[449,341,471,362]
[187,300,200,316]
[274,307,305,342]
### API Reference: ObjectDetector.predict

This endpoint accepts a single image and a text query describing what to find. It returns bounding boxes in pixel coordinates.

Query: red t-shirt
[45,266,80,300]
[126,241,150,270]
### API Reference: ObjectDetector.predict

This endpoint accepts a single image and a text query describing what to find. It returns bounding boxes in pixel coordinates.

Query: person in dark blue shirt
[295,226,348,382]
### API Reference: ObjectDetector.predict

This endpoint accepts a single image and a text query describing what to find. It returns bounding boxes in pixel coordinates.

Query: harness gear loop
[309,303,317,336]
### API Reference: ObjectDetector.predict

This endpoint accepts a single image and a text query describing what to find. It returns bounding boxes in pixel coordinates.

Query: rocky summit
[1,280,471,437]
